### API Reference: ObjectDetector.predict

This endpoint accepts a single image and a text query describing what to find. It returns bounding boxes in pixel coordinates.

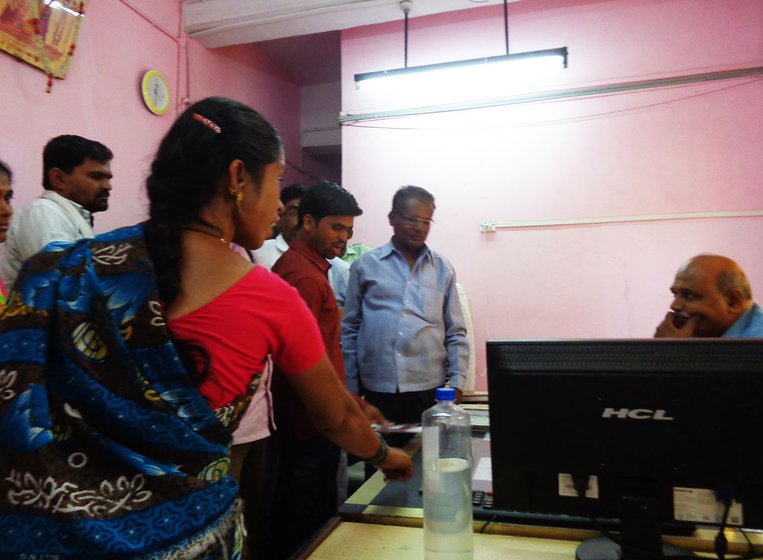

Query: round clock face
[141,70,170,115]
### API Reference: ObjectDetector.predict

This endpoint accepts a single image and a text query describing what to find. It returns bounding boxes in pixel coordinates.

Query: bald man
[654,254,763,338]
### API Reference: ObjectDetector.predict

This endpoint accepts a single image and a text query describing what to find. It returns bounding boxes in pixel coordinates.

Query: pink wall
[2,0,760,392]
[0,0,310,235]
[341,0,763,389]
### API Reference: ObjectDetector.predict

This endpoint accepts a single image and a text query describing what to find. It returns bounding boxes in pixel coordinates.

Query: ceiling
[184,0,510,85]
[185,0,509,48]
[182,0,513,173]
[256,31,342,85]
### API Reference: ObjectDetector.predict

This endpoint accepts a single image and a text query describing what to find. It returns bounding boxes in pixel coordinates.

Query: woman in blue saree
[0,97,412,559]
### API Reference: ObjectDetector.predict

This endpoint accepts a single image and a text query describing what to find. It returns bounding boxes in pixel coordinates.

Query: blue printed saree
[0,224,252,559]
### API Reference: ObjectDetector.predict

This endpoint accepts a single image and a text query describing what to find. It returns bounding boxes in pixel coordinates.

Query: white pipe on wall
[479,210,763,233]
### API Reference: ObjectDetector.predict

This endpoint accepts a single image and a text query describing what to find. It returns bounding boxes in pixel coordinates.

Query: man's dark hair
[42,135,113,190]
[0,158,12,182]
[391,185,436,214]
[298,181,362,227]
[280,183,306,204]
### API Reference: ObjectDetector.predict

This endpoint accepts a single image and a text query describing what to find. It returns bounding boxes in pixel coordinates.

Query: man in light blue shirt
[341,186,469,424]
[329,255,350,308]
[654,254,763,338]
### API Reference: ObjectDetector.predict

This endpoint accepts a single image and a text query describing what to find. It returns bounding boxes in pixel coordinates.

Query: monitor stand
[576,494,695,560]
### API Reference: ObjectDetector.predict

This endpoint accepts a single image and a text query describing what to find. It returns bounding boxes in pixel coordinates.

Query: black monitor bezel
[486,338,763,532]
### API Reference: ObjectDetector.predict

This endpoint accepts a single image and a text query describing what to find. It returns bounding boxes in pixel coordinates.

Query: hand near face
[653,312,700,338]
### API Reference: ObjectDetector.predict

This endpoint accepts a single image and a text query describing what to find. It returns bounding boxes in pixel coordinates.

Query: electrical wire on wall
[117,0,188,113]
[178,2,324,184]
[284,159,325,184]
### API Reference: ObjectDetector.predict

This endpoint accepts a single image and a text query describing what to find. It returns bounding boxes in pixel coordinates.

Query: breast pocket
[414,285,445,322]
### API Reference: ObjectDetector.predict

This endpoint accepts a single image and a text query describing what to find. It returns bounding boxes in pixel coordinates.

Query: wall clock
[140,70,171,115]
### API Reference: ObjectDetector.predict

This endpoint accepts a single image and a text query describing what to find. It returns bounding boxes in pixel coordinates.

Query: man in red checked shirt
[266,180,390,560]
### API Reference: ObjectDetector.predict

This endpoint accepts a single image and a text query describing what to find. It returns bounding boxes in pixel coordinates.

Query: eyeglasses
[281,204,299,216]
[395,213,435,227]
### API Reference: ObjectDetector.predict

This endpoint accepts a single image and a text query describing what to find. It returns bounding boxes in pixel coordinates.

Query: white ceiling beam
[184,0,508,48]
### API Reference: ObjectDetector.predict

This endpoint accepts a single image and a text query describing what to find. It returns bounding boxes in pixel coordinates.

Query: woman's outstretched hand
[379,447,414,481]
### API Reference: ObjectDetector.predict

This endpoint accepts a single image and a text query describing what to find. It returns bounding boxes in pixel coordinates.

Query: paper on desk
[468,412,490,428]
[372,423,423,434]
[473,457,492,481]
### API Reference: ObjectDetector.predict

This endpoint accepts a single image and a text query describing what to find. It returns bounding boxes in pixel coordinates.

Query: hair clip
[192,113,221,134]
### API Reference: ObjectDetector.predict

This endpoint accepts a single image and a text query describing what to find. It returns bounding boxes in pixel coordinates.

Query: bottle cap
[435,387,456,401]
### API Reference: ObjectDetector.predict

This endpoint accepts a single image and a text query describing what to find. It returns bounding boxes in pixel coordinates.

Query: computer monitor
[487,339,763,560]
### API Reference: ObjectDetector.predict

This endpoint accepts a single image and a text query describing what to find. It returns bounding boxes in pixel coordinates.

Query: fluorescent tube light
[355,47,568,92]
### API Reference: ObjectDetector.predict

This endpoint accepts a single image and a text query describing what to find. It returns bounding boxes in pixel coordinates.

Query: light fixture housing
[354,47,568,91]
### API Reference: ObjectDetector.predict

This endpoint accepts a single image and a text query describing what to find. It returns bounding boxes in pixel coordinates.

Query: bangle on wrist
[363,432,389,467]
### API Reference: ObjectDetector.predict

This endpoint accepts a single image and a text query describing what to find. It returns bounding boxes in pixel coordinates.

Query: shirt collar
[275,233,289,253]
[723,303,760,337]
[41,190,93,225]
[290,236,331,273]
[381,239,432,264]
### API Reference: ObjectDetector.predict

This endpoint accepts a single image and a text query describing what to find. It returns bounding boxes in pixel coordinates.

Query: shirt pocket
[415,285,445,322]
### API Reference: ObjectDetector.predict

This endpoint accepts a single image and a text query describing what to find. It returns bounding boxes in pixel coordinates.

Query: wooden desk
[305,520,579,559]
[304,519,763,559]
[339,434,598,541]
[309,430,763,559]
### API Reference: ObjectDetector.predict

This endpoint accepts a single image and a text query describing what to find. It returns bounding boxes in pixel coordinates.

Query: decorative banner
[0,0,86,81]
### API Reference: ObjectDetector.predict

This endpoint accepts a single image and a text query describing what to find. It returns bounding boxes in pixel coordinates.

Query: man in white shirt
[0,135,113,288]
[253,182,304,269]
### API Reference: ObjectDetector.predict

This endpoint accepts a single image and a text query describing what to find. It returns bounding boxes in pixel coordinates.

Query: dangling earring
[229,187,244,213]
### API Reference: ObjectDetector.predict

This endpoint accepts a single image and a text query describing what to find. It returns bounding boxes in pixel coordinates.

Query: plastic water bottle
[422,387,473,560]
